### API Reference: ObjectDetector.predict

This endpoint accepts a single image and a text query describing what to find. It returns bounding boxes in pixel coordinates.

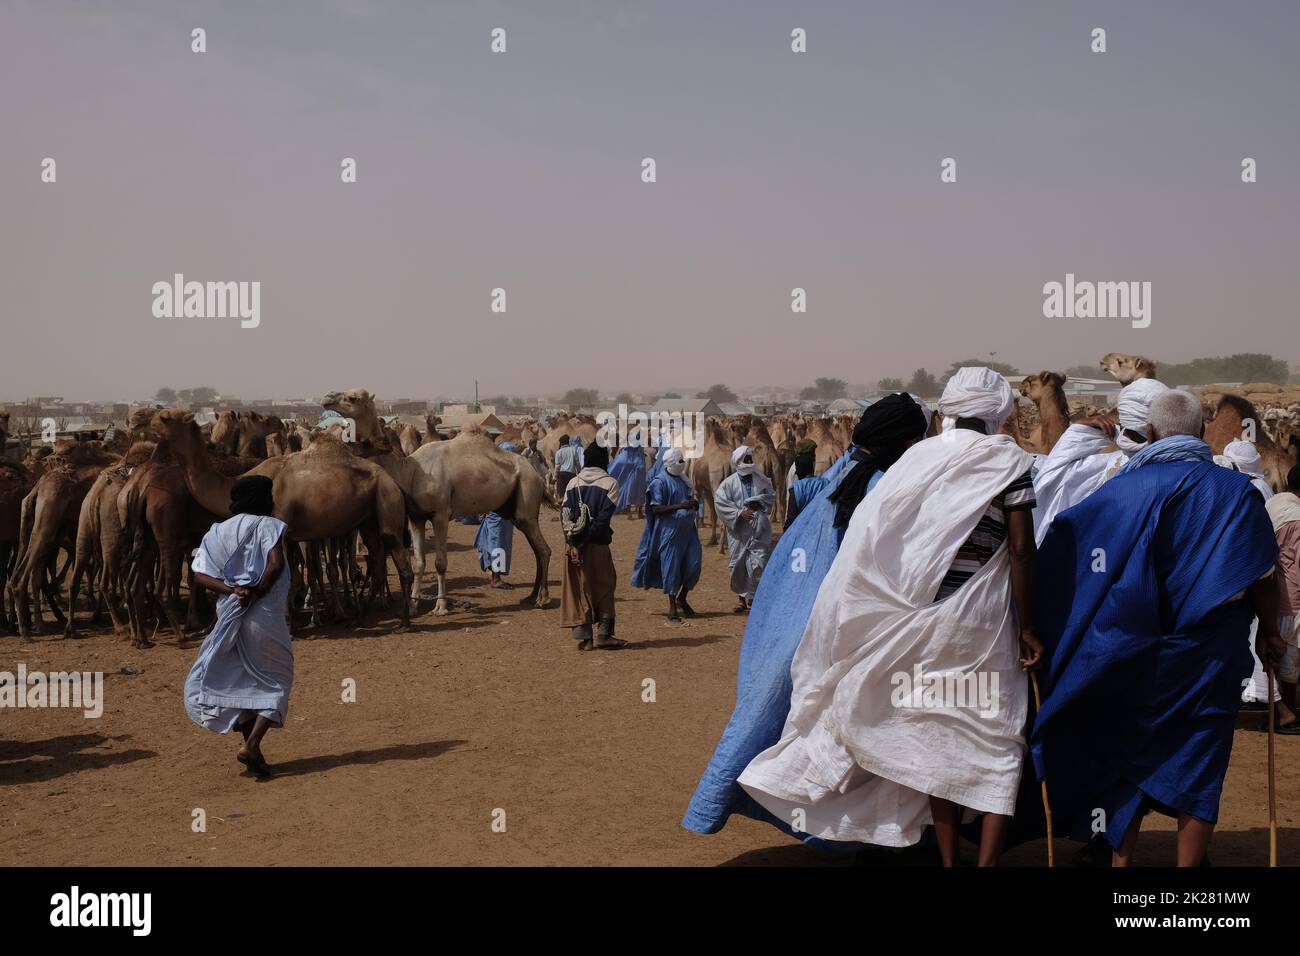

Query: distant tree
[940,359,1019,384]
[561,388,600,408]
[1065,365,1100,380]
[661,391,681,400]
[699,384,738,403]
[877,377,905,392]
[798,386,819,400]
[155,387,177,403]
[177,386,218,405]
[810,377,847,399]
[1158,353,1289,386]
[615,392,635,406]
[906,369,939,396]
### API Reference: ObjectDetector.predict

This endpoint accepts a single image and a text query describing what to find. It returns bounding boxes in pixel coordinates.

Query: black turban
[827,394,928,529]
[583,442,610,471]
[230,475,275,516]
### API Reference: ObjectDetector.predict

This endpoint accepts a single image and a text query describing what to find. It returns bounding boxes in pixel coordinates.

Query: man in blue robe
[1031,389,1284,866]
[608,434,649,519]
[682,394,930,837]
[783,438,823,527]
[631,447,701,620]
[475,442,517,588]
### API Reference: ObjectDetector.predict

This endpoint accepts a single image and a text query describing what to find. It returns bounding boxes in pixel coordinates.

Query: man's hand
[1256,626,1285,671]
[1019,629,1044,671]
[232,586,254,609]
[739,508,754,520]
[1077,415,1117,438]
[567,545,583,566]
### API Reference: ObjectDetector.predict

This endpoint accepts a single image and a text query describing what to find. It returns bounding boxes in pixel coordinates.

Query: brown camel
[1019,372,1071,453]
[210,409,284,459]
[155,410,414,627]
[1,412,37,632]
[421,412,445,445]
[731,417,785,524]
[1203,395,1296,492]
[7,442,120,640]
[1101,352,1157,385]
[321,389,551,615]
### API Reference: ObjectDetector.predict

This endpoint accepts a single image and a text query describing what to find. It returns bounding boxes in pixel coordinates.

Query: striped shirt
[934,471,1036,601]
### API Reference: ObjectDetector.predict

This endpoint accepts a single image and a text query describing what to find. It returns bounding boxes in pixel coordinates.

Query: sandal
[577,638,594,651]
[593,638,629,650]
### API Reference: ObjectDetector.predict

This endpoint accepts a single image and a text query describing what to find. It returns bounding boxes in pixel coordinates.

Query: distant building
[1062,377,1122,407]
[716,401,753,417]
[827,398,873,415]
[650,397,725,418]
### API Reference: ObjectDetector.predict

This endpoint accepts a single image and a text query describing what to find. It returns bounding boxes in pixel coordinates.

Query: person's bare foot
[237,745,272,777]
[679,600,697,618]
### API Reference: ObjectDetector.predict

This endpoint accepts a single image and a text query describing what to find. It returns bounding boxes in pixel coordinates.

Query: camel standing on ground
[155,410,414,627]
[692,417,736,551]
[7,442,120,640]
[731,417,785,525]
[322,389,551,616]
[1019,372,1071,453]
[0,412,37,633]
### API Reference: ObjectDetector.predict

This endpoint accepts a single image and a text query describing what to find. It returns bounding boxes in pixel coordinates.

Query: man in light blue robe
[683,393,930,838]
[184,476,292,778]
[714,445,775,612]
[475,442,517,587]
[631,447,702,620]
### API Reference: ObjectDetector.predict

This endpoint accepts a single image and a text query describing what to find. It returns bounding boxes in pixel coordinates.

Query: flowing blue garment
[1030,459,1277,845]
[184,514,292,732]
[682,450,873,838]
[788,474,828,523]
[608,446,649,512]
[647,436,671,484]
[631,472,701,594]
[475,512,513,573]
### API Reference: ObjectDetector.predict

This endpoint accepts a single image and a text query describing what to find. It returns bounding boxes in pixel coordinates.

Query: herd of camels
[2,354,1299,647]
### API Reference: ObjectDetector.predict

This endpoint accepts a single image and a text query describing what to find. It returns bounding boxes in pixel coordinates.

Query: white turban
[663,447,686,477]
[937,367,1016,435]
[1116,378,1169,437]
[731,444,755,475]
[1224,439,1264,477]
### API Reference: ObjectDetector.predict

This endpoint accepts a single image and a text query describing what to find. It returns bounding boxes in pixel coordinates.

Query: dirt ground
[2,515,1296,867]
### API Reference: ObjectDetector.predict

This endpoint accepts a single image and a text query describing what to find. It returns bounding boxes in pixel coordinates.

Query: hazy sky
[3,0,1298,402]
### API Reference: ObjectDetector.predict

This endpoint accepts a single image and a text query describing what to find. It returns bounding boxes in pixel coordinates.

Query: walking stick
[1267,670,1278,867]
[1030,671,1054,868]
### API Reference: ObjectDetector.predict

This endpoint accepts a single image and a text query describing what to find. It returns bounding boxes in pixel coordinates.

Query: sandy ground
[2,515,1296,867]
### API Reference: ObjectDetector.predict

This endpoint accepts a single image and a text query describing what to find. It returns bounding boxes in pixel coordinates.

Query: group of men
[685,367,1298,867]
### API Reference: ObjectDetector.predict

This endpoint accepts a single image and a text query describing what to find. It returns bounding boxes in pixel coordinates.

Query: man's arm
[1006,506,1042,670]
[1248,572,1285,670]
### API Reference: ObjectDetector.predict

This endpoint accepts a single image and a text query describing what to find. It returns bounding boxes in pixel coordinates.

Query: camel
[397,424,421,457]
[692,417,736,550]
[730,417,785,525]
[64,441,155,640]
[421,412,445,445]
[1019,372,1071,453]
[210,409,284,459]
[537,416,599,471]
[0,412,37,632]
[1101,352,1157,385]
[1203,395,1296,492]
[7,442,120,640]
[154,410,414,627]
[321,389,551,615]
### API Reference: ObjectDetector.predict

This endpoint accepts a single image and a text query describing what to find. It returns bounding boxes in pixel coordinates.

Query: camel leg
[0,541,11,633]
[431,514,450,615]
[63,550,90,639]
[514,514,551,609]
[322,538,346,622]
[384,531,413,628]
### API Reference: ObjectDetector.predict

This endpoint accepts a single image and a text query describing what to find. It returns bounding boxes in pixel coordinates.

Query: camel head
[1101,352,1156,385]
[1019,371,1067,402]
[153,408,203,452]
[321,388,385,443]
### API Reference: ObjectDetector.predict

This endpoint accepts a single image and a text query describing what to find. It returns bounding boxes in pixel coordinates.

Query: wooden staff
[1268,670,1278,867]
[1030,671,1054,868]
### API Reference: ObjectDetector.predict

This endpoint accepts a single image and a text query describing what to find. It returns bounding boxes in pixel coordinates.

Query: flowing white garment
[1030,424,1123,544]
[714,471,775,598]
[739,429,1032,845]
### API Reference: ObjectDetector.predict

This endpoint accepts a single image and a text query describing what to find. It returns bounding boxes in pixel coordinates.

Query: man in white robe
[1222,439,1274,501]
[1031,377,1169,544]
[738,367,1042,865]
[714,445,775,612]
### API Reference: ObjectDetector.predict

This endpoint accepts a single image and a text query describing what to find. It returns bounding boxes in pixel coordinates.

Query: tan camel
[1101,352,1157,385]
[7,442,120,640]
[64,442,155,640]
[692,417,736,550]
[1203,395,1296,492]
[210,409,285,459]
[730,417,785,524]
[421,412,445,445]
[154,410,414,626]
[1019,372,1071,453]
[321,389,551,615]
